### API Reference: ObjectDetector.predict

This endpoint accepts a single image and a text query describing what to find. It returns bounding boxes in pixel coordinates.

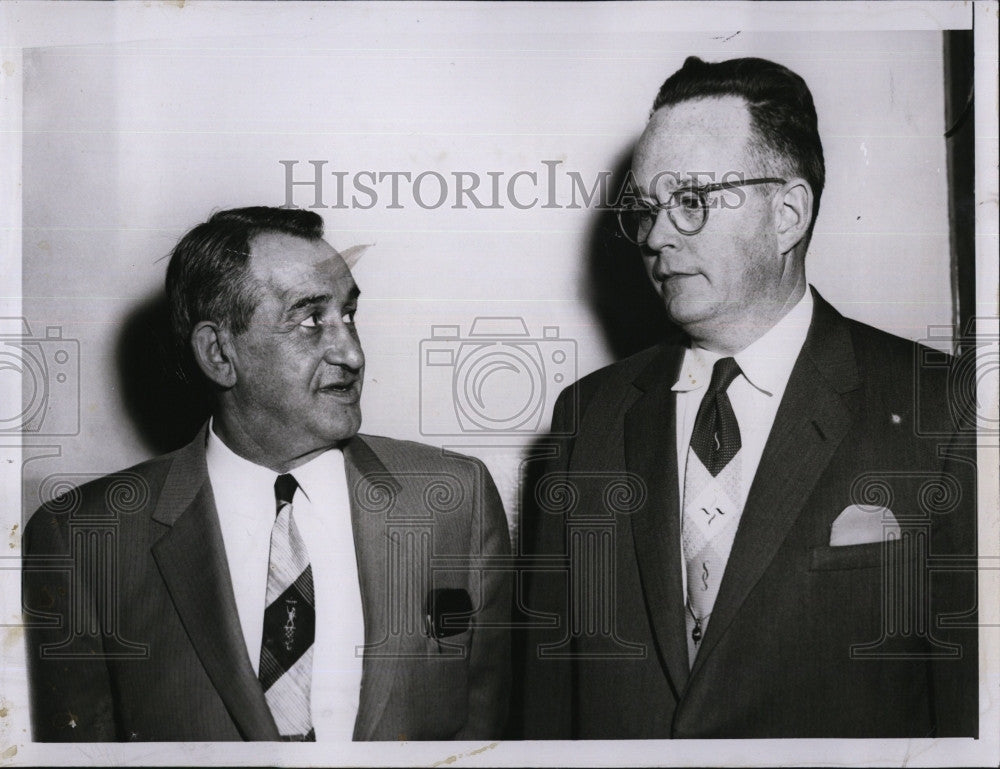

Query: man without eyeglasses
[24,207,511,741]
[520,56,977,738]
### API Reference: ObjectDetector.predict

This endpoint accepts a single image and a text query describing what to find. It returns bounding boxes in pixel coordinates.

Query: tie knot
[274,473,299,510]
[708,357,741,396]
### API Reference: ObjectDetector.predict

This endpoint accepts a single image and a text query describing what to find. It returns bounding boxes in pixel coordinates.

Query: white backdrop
[17,22,957,533]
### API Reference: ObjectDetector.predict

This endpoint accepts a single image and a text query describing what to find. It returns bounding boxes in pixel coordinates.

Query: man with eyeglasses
[519,56,977,738]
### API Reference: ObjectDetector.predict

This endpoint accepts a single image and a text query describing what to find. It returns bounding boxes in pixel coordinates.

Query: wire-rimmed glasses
[616,177,787,244]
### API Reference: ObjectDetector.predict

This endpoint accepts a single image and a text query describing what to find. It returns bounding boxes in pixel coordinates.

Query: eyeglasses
[616,177,787,244]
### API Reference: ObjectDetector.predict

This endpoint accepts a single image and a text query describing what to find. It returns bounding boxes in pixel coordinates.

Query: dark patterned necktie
[259,473,316,741]
[682,356,744,663]
[689,357,743,476]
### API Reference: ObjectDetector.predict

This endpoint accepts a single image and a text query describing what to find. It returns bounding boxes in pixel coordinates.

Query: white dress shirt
[205,424,365,741]
[673,289,814,595]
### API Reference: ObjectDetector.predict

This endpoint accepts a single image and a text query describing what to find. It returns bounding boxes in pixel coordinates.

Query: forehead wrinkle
[279,277,359,317]
[264,252,354,291]
[249,234,360,324]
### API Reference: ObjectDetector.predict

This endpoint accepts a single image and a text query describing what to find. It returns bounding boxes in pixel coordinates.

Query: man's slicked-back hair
[652,56,825,247]
[165,206,325,381]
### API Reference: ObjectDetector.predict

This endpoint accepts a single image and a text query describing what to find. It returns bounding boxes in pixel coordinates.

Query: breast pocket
[430,627,474,656]
[808,539,908,571]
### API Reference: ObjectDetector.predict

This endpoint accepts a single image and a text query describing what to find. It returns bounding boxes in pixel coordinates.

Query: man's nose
[643,207,683,253]
[322,325,365,371]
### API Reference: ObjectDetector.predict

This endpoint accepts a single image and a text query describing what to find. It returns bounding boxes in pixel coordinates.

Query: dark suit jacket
[519,289,977,738]
[24,430,511,741]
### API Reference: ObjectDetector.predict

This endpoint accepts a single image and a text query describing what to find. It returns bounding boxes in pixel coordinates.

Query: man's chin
[327,409,362,444]
[664,294,718,330]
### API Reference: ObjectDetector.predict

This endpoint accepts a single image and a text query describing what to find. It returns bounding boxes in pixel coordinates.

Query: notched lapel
[623,346,690,698]
[343,436,403,741]
[689,291,861,680]
[151,433,279,741]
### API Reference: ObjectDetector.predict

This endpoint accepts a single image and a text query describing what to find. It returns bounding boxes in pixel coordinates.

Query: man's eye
[342,309,357,324]
[627,203,657,220]
[299,313,323,328]
[674,190,703,210]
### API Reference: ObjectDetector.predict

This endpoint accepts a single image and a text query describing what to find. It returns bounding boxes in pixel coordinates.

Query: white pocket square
[829,504,901,546]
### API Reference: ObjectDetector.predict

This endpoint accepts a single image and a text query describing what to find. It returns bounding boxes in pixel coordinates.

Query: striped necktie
[259,473,316,741]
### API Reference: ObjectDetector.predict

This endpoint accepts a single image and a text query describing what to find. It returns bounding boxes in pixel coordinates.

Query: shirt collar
[205,419,277,521]
[204,418,345,511]
[290,446,346,506]
[672,287,813,398]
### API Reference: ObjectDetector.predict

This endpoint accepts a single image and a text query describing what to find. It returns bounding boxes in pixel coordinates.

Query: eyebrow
[288,294,331,313]
[659,178,704,195]
[286,285,361,314]
[628,182,691,204]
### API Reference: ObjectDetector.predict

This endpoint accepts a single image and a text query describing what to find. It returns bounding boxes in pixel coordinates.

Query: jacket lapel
[689,289,861,679]
[623,344,691,698]
[343,435,403,741]
[150,429,279,740]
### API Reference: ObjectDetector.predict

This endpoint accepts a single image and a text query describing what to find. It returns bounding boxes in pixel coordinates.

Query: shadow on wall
[507,145,683,739]
[116,289,211,455]
[583,147,676,360]
[114,148,676,456]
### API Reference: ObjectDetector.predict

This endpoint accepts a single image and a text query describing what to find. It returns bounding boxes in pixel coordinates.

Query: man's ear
[774,178,813,255]
[191,321,238,389]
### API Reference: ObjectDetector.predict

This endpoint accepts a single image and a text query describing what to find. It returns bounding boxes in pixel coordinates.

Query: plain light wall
[20,22,953,537]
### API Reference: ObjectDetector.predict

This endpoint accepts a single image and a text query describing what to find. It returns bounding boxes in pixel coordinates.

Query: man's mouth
[318,380,360,397]
[660,271,699,286]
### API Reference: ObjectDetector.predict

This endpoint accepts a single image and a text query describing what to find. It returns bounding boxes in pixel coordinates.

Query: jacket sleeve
[23,502,119,741]
[455,457,512,740]
[514,384,577,738]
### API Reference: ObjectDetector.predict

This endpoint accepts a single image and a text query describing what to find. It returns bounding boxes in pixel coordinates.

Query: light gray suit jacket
[24,428,511,741]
